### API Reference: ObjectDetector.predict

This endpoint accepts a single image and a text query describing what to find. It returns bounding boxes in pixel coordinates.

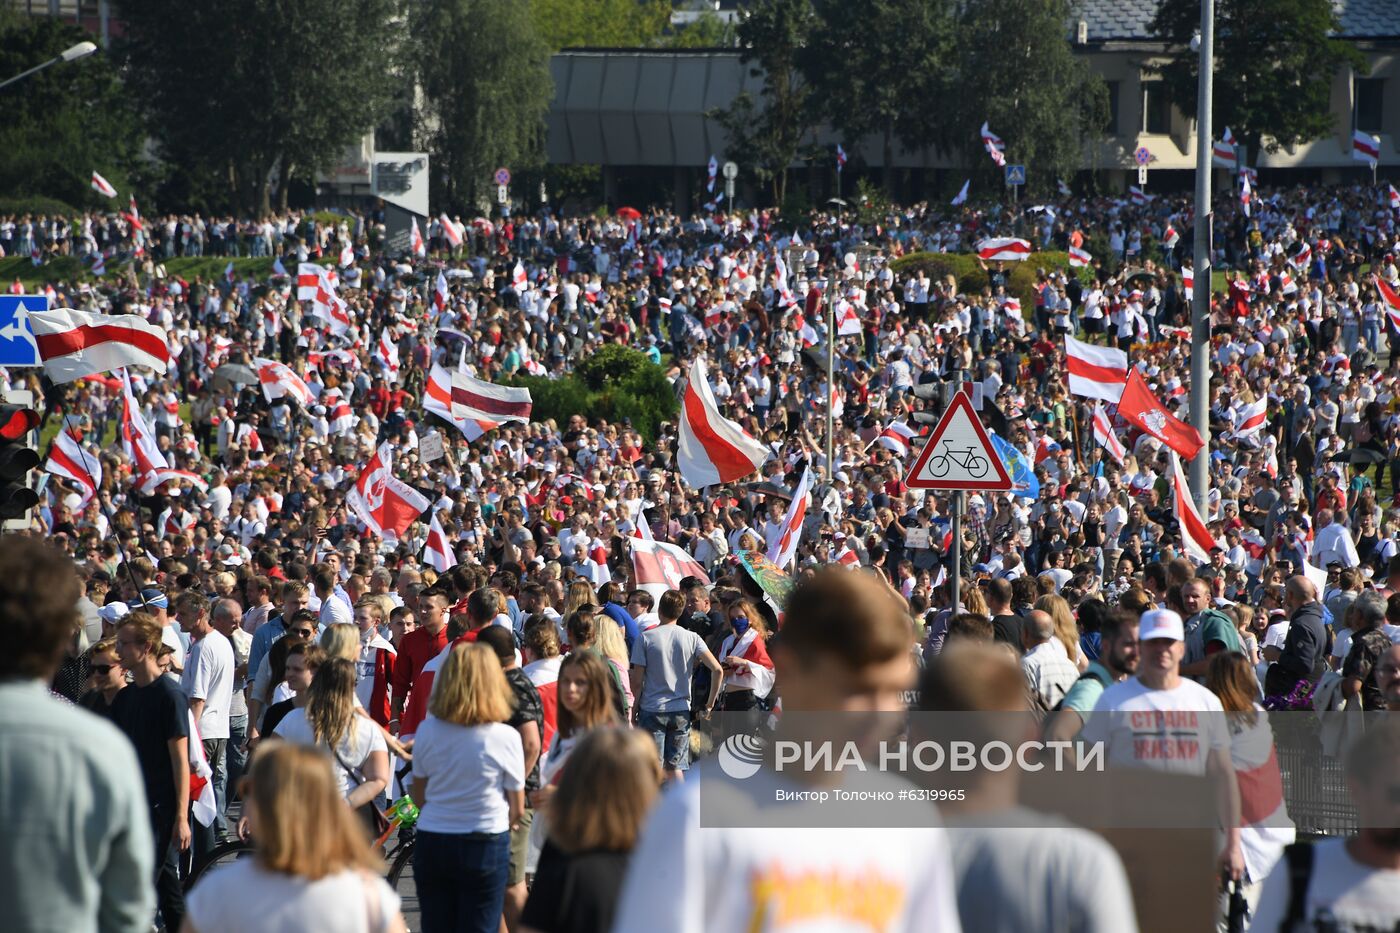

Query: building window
[1105,81,1120,136]
[1355,78,1384,134]
[1141,81,1172,135]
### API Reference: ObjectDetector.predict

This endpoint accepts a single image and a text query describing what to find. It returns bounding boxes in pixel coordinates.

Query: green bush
[890,250,1095,312]
[509,347,678,442]
[0,196,82,218]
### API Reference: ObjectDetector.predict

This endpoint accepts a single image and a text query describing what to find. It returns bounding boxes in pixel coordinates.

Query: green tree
[662,10,736,48]
[948,0,1108,195]
[1151,0,1366,158]
[116,0,404,214]
[531,0,671,50]
[711,0,816,205]
[800,0,954,186]
[0,14,144,208]
[414,0,554,212]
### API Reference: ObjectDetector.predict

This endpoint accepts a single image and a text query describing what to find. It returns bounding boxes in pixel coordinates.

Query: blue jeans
[414,830,510,933]
[639,708,693,771]
[225,714,248,819]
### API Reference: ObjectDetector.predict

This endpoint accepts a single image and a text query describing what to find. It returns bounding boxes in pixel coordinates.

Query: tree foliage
[414,0,553,213]
[947,0,1109,196]
[116,0,404,214]
[662,11,736,48]
[531,0,671,50]
[1151,0,1366,158]
[0,14,144,209]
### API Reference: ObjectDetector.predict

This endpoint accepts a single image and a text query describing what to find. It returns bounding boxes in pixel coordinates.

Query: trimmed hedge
[889,250,1092,311]
[508,345,678,442]
[0,254,335,288]
[0,196,83,218]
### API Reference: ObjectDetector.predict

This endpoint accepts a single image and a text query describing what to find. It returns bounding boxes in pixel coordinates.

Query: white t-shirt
[412,718,523,835]
[186,858,400,933]
[1081,676,1229,775]
[162,622,186,671]
[182,629,235,740]
[1250,838,1400,932]
[612,768,963,933]
[274,708,386,799]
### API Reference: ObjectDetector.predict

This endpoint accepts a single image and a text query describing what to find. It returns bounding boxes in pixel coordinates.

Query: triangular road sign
[905,390,1014,490]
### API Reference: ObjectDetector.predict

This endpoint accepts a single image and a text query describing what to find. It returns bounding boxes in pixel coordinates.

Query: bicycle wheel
[966,455,988,477]
[386,835,420,932]
[184,839,255,892]
[929,455,950,477]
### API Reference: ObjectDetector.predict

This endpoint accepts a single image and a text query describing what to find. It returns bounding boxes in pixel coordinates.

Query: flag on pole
[1353,129,1381,166]
[1091,403,1128,465]
[1117,368,1205,460]
[1064,335,1128,402]
[980,122,1006,167]
[874,421,918,458]
[950,179,969,206]
[511,262,528,291]
[410,217,425,257]
[30,308,170,384]
[765,467,812,569]
[676,357,770,488]
[976,238,1032,262]
[631,536,711,602]
[1128,186,1153,204]
[121,371,169,477]
[1212,128,1238,169]
[1068,245,1093,268]
[423,512,458,573]
[433,271,449,315]
[1375,275,1400,332]
[339,244,354,268]
[424,363,495,441]
[1170,451,1220,564]
[451,370,533,425]
[835,144,847,169]
[45,428,101,507]
[224,261,235,283]
[1240,172,1252,217]
[440,214,462,248]
[1162,224,1180,249]
[707,155,718,193]
[1388,184,1400,212]
[90,171,117,198]
[990,432,1039,500]
[346,442,429,541]
[254,358,313,407]
[1233,397,1268,439]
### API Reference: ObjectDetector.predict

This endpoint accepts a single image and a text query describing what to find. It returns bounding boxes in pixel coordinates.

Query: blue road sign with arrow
[0,296,42,367]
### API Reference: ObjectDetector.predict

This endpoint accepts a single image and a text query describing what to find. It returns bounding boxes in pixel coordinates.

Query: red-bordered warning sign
[905,390,1013,491]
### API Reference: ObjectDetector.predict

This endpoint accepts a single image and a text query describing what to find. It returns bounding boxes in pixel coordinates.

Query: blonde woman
[320,622,360,663]
[271,658,389,817]
[1034,594,1088,672]
[410,643,525,933]
[184,743,404,933]
[593,614,634,713]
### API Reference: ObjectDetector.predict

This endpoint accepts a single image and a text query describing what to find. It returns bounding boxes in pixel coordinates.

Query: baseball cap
[1138,608,1184,642]
[138,588,169,610]
[98,602,130,624]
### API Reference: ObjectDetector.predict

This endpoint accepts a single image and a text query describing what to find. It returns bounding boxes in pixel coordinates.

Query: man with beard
[1041,607,1140,743]
[1250,719,1400,929]
[1378,644,1400,712]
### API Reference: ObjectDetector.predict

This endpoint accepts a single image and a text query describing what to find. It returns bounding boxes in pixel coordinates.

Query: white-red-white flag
[30,308,170,384]
[631,535,710,602]
[766,467,812,570]
[835,299,862,336]
[1183,265,1195,292]
[1212,128,1238,169]
[1170,450,1220,564]
[139,468,209,497]
[450,370,532,425]
[677,357,770,488]
[1354,129,1381,166]
[440,214,462,248]
[45,428,101,506]
[1128,186,1153,205]
[121,371,169,477]
[1091,403,1127,465]
[1240,172,1252,217]
[511,262,528,291]
[375,331,399,375]
[422,512,458,573]
[254,357,313,407]
[188,713,218,827]
[339,244,354,268]
[1064,335,1128,403]
[90,171,118,198]
[1162,224,1180,250]
[1233,398,1268,439]
[425,363,494,441]
[1389,184,1400,212]
[325,390,356,435]
[979,122,1006,167]
[874,421,918,458]
[976,238,1031,262]
[1068,245,1093,268]
[950,179,970,206]
[722,627,775,699]
[346,442,429,541]
[1375,275,1400,333]
[433,271,449,315]
[410,217,426,257]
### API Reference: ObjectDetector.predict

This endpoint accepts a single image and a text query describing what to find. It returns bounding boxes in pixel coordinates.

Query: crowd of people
[2,175,1400,932]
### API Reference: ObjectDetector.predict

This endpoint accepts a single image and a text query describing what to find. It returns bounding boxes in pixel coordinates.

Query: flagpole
[55,430,148,609]
[1188,0,1214,513]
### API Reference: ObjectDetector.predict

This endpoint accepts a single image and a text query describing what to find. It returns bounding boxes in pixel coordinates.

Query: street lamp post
[1189,3,1214,512]
[0,42,98,93]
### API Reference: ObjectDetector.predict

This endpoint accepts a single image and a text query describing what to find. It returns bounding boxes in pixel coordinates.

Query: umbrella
[742,481,794,502]
[212,363,258,390]
[737,548,796,606]
[1329,448,1387,465]
[617,206,642,221]
[1119,266,1156,283]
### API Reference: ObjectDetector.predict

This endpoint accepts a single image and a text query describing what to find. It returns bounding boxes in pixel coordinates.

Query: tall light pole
[0,42,98,93]
[1189,3,1214,512]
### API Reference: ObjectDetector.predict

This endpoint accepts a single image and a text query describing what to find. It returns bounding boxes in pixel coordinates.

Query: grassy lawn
[40,401,192,451]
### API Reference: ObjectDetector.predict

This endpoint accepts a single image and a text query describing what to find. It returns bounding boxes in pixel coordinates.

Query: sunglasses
[89,665,116,676]
[289,628,315,638]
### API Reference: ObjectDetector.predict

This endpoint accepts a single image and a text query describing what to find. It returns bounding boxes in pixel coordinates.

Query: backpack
[1051,666,1110,713]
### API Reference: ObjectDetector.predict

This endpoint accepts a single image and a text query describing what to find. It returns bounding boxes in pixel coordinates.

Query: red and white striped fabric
[1291,242,1312,270]
[339,244,354,268]
[1212,128,1238,169]
[631,536,710,602]
[433,271,449,315]
[121,372,169,476]
[424,363,494,441]
[875,421,918,458]
[30,308,169,384]
[90,171,117,198]
[451,370,532,425]
[346,442,429,541]
[1091,403,1127,465]
[90,252,106,277]
[511,262,528,291]
[1182,265,1195,292]
[1234,398,1268,439]
[297,262,330,300]
[440,214,463,248]
[410,217,425,257]
[835,299,862,335]
[1279,270,1297,295]
[254,358,312,407]
[720,627,775,700]
[523,655,562,750]
[1389,184,1400,212]
[422,512,458,573]
[326,393,356,435]
[1162,224,1180,249]
[156,504,196,539]
[375,331,399,375]
[1128,186,1153,204]
[45,429,101,507]
[1229,714,1294,882]
[188,714,218,827]
[1240,172,1252,217]
[140,468,209,496]
[1170,450,1220,564]
[677,357,770,488]
[1375,275,1400,333]
[835,546,860,568]
[976,238,1031,262]
[979,121,1006,167]
[1001,296,1022,315]
[765,467,812,570]
[1064,334,1128,403]
[1353,129,1381,165]
[1068,245,1092,268]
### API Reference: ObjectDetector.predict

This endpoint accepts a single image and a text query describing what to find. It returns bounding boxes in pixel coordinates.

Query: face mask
[732,616,750,635]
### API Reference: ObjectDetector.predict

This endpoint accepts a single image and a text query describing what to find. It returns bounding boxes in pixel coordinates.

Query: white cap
[1138,608,1184,642]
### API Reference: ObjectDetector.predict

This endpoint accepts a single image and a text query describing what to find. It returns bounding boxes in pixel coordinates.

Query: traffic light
[0,403,39,522]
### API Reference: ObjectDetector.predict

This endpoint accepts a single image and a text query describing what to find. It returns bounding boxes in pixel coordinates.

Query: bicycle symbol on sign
[926,442,988,479]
